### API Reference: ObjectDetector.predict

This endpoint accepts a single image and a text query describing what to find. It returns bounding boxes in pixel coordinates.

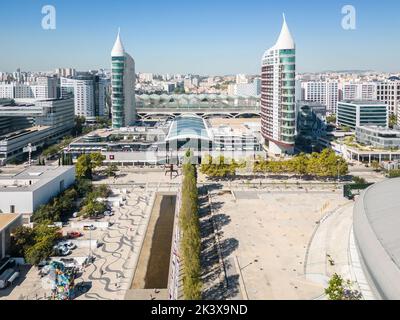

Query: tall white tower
[111,29,136,128]
[261,14,296,155]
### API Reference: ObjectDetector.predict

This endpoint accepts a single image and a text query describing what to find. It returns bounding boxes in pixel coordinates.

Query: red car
[67,231,83,239]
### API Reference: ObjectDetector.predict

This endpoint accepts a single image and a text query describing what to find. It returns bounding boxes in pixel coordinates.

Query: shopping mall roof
[166,115,212,142]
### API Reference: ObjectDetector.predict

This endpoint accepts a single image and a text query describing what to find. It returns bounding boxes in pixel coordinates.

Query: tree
[105,164,118,177]
[389,114,397,128]
[180,158,202,300]
[73,115,86,136]
[326,114,337,125]
[10,226,34,257]
[200,155,240,178]
[11,222,61,265]
[352,176,367,184]
[325,273,362,300]
[75,179,93,197]
[371,160,380,172]
[80,199,106,218]
[76,154,93,179]
[90,152,106,169]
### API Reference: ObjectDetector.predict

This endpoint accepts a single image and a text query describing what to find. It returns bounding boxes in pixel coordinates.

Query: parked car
[53,245,72,256]
[104,211,114,217]
[67,231,82,239]
[59,241,77,250]
[83,225,96,231]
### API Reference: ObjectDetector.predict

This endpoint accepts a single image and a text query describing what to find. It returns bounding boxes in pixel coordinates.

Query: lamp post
[236,257,258,299]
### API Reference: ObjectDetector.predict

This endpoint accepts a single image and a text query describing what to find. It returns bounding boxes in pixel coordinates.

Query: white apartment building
[55,68,76,78]
[0,77,58,100]
[139,73,153,83]
[61,76,109,120]
[377,79,400,119]
[302,81,339,114]
[261,15,296,155]
[340,82,377,101]
[228,78,261,96]
[236,74,249,84]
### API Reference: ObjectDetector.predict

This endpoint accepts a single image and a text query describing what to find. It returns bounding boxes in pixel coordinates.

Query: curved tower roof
[271,14,295,51]
[111,28,125,57]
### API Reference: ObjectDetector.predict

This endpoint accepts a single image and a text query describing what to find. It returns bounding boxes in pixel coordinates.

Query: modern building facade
[337,101,388,130]
[296,101,327,150]
[302,81,339,114]
[261,15,296,155]
[356,125,400,149]
[0,98,75,163]
[61,75,110,121]
[111,30,136,128]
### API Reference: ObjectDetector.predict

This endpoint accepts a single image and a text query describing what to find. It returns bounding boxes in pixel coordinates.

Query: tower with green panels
[111,30,136,128]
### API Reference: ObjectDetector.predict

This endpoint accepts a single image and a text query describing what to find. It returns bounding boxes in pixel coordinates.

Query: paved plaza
[0,169,181,300]
[205,187,354,300]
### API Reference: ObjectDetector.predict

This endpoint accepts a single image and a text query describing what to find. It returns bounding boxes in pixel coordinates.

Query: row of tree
[180,153,202,300]
[200,149,349,179]
[253,149,349,178]
[33,188,78,223]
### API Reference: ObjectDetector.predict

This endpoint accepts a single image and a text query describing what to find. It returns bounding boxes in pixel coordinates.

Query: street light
[236,257,258,299]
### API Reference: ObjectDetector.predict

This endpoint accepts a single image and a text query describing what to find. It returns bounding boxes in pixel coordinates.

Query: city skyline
[1,0,399,74]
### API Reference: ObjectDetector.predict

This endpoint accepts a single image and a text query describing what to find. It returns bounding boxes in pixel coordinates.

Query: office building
[337,100,388,129]
[356,125,400,149]
[111,30,136,128]
[0,98,75,163]
[296,102,327,149]
[261,14,296,154]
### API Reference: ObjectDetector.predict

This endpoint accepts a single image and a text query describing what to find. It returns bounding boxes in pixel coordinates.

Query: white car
[59,241,77,250]
[104,211,114,217]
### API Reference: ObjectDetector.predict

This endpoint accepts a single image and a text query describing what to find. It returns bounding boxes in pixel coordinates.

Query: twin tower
[111,15,296,155]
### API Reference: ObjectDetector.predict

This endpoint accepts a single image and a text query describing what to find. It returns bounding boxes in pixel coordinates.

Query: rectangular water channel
[131,194,176,289]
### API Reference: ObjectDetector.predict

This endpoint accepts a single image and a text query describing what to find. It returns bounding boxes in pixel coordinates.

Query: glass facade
[111,56,125,128]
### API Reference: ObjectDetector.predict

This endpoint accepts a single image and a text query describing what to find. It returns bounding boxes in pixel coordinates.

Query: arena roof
[353,178,400,299]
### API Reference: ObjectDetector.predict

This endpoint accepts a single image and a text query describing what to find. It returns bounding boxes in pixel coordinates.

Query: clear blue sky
[1,0,399,74]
